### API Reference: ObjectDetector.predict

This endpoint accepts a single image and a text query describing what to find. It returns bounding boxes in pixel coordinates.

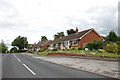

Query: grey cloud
[0,0,27,29]
[65,6,118,36]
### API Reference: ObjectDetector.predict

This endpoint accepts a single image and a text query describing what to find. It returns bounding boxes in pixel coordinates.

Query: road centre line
[17,58,21,62]
[22,63,36,75]
[13,54,17,58]
[13,54,36,75]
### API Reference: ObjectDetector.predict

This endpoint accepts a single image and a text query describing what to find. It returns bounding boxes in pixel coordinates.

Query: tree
[10,47,17,53]
[0,40,8,53]
[12,36,28,51]
[54,32,65,39]
[106,31,118,42]
[118,36,120,41]
[41,36,48,42]
[67,29,76,35]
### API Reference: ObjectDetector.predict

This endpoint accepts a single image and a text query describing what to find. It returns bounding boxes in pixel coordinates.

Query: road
[2,53,116,79]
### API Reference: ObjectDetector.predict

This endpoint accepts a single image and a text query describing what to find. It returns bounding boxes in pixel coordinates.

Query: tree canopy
[12,36,28,51]
[106,31,118,42]
[54,32,65,39]
[41,36,48,42]
[10,47,17,53]
[67,29,76,35]
[0,40,8,53]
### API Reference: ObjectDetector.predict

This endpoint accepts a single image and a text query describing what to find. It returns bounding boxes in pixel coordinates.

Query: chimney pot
[76,27,78,33]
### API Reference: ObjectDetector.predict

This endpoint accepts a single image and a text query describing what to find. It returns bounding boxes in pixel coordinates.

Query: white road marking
[17,58,21,62]
[22,63,36,75]
[13,54,17,58]
[13,53,36,75]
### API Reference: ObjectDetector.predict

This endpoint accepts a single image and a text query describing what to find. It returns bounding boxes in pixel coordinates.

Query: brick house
[38,40,52,50]
[48,28,104,50]
[28,40,52,51]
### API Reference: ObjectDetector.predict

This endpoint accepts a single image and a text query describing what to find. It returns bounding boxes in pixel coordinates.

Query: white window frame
[72,40,78,46]
[56,44,58,47]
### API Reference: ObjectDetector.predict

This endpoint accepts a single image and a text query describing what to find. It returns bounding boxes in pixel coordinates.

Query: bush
[44,48,46,51]
[98,49,105,53]
[86,40,103,50]
[27,50,33,53]
[18,50,27,53]
[113,43,119,53]
[105,44,111,52]
[39,49,44,52]
[78,47,83,50]
[71,47,78,50]
[52,48,57,51]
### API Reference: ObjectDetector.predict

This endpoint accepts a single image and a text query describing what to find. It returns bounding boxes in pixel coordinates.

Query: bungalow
[48,28,104,50]
[37,40,52,50]
[28,40,52,51]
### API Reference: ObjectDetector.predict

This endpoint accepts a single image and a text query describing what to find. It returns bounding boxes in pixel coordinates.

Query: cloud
[0,0,119,46]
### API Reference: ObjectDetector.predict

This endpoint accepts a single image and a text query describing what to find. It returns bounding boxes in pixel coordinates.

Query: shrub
[44,48,46,51]
[78,47,83,50]
[105,44,111,52]
[113,43,119,53]
[27,50,33,53]
[86,40,103,50]
[39,49,44,52]
[71,47,78,50]
[98,49,105,53]
[52,48,58,51]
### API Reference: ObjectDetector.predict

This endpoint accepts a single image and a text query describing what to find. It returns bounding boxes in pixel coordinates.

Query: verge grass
[34,50,119,59]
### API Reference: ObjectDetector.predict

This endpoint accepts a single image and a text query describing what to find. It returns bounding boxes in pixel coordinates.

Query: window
[56,44,58,47]
[72,40,78,46]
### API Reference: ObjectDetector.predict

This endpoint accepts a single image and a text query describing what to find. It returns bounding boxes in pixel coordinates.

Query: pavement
[2,53,115,79]
[22,53,119,79]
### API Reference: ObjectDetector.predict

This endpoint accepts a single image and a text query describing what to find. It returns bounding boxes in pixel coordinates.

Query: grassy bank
[34,50,119,59]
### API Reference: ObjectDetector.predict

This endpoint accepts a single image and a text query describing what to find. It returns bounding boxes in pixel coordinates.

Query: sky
[0,0,119,49]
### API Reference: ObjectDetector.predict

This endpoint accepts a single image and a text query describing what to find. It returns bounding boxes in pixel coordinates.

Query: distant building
[28,40,52,51]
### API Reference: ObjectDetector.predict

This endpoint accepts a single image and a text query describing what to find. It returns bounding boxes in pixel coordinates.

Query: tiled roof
[38,40,52,47]
[51,28,92,44]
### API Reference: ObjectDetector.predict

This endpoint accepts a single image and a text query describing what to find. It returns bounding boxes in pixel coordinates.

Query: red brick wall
[78,30,103,48]
[42,40,52,49]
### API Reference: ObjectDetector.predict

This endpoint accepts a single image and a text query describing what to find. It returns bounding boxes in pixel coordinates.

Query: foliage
[0,40,8,53]
[118,36,120,41]
[113,43,119,53]
[86,40,103,50]
[67,29,76,35]
[27,50,33,53]
[39,49,44,52]
[12,36,28,51]
[98,49,105,53]
[105,44,111,52]
[106,31,118,42]
[36,50,118,58]
[71,46,78,50]
[52,48,58,51]
[10,47,17,53]
[41,36,48,42]
[54,32,65,39]
[78,47,83,50]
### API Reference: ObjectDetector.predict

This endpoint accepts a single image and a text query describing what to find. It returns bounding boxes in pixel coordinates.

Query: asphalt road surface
[2,53,116,79]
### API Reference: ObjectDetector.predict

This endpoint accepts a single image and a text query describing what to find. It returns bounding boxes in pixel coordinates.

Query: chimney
[76,27,78,33]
